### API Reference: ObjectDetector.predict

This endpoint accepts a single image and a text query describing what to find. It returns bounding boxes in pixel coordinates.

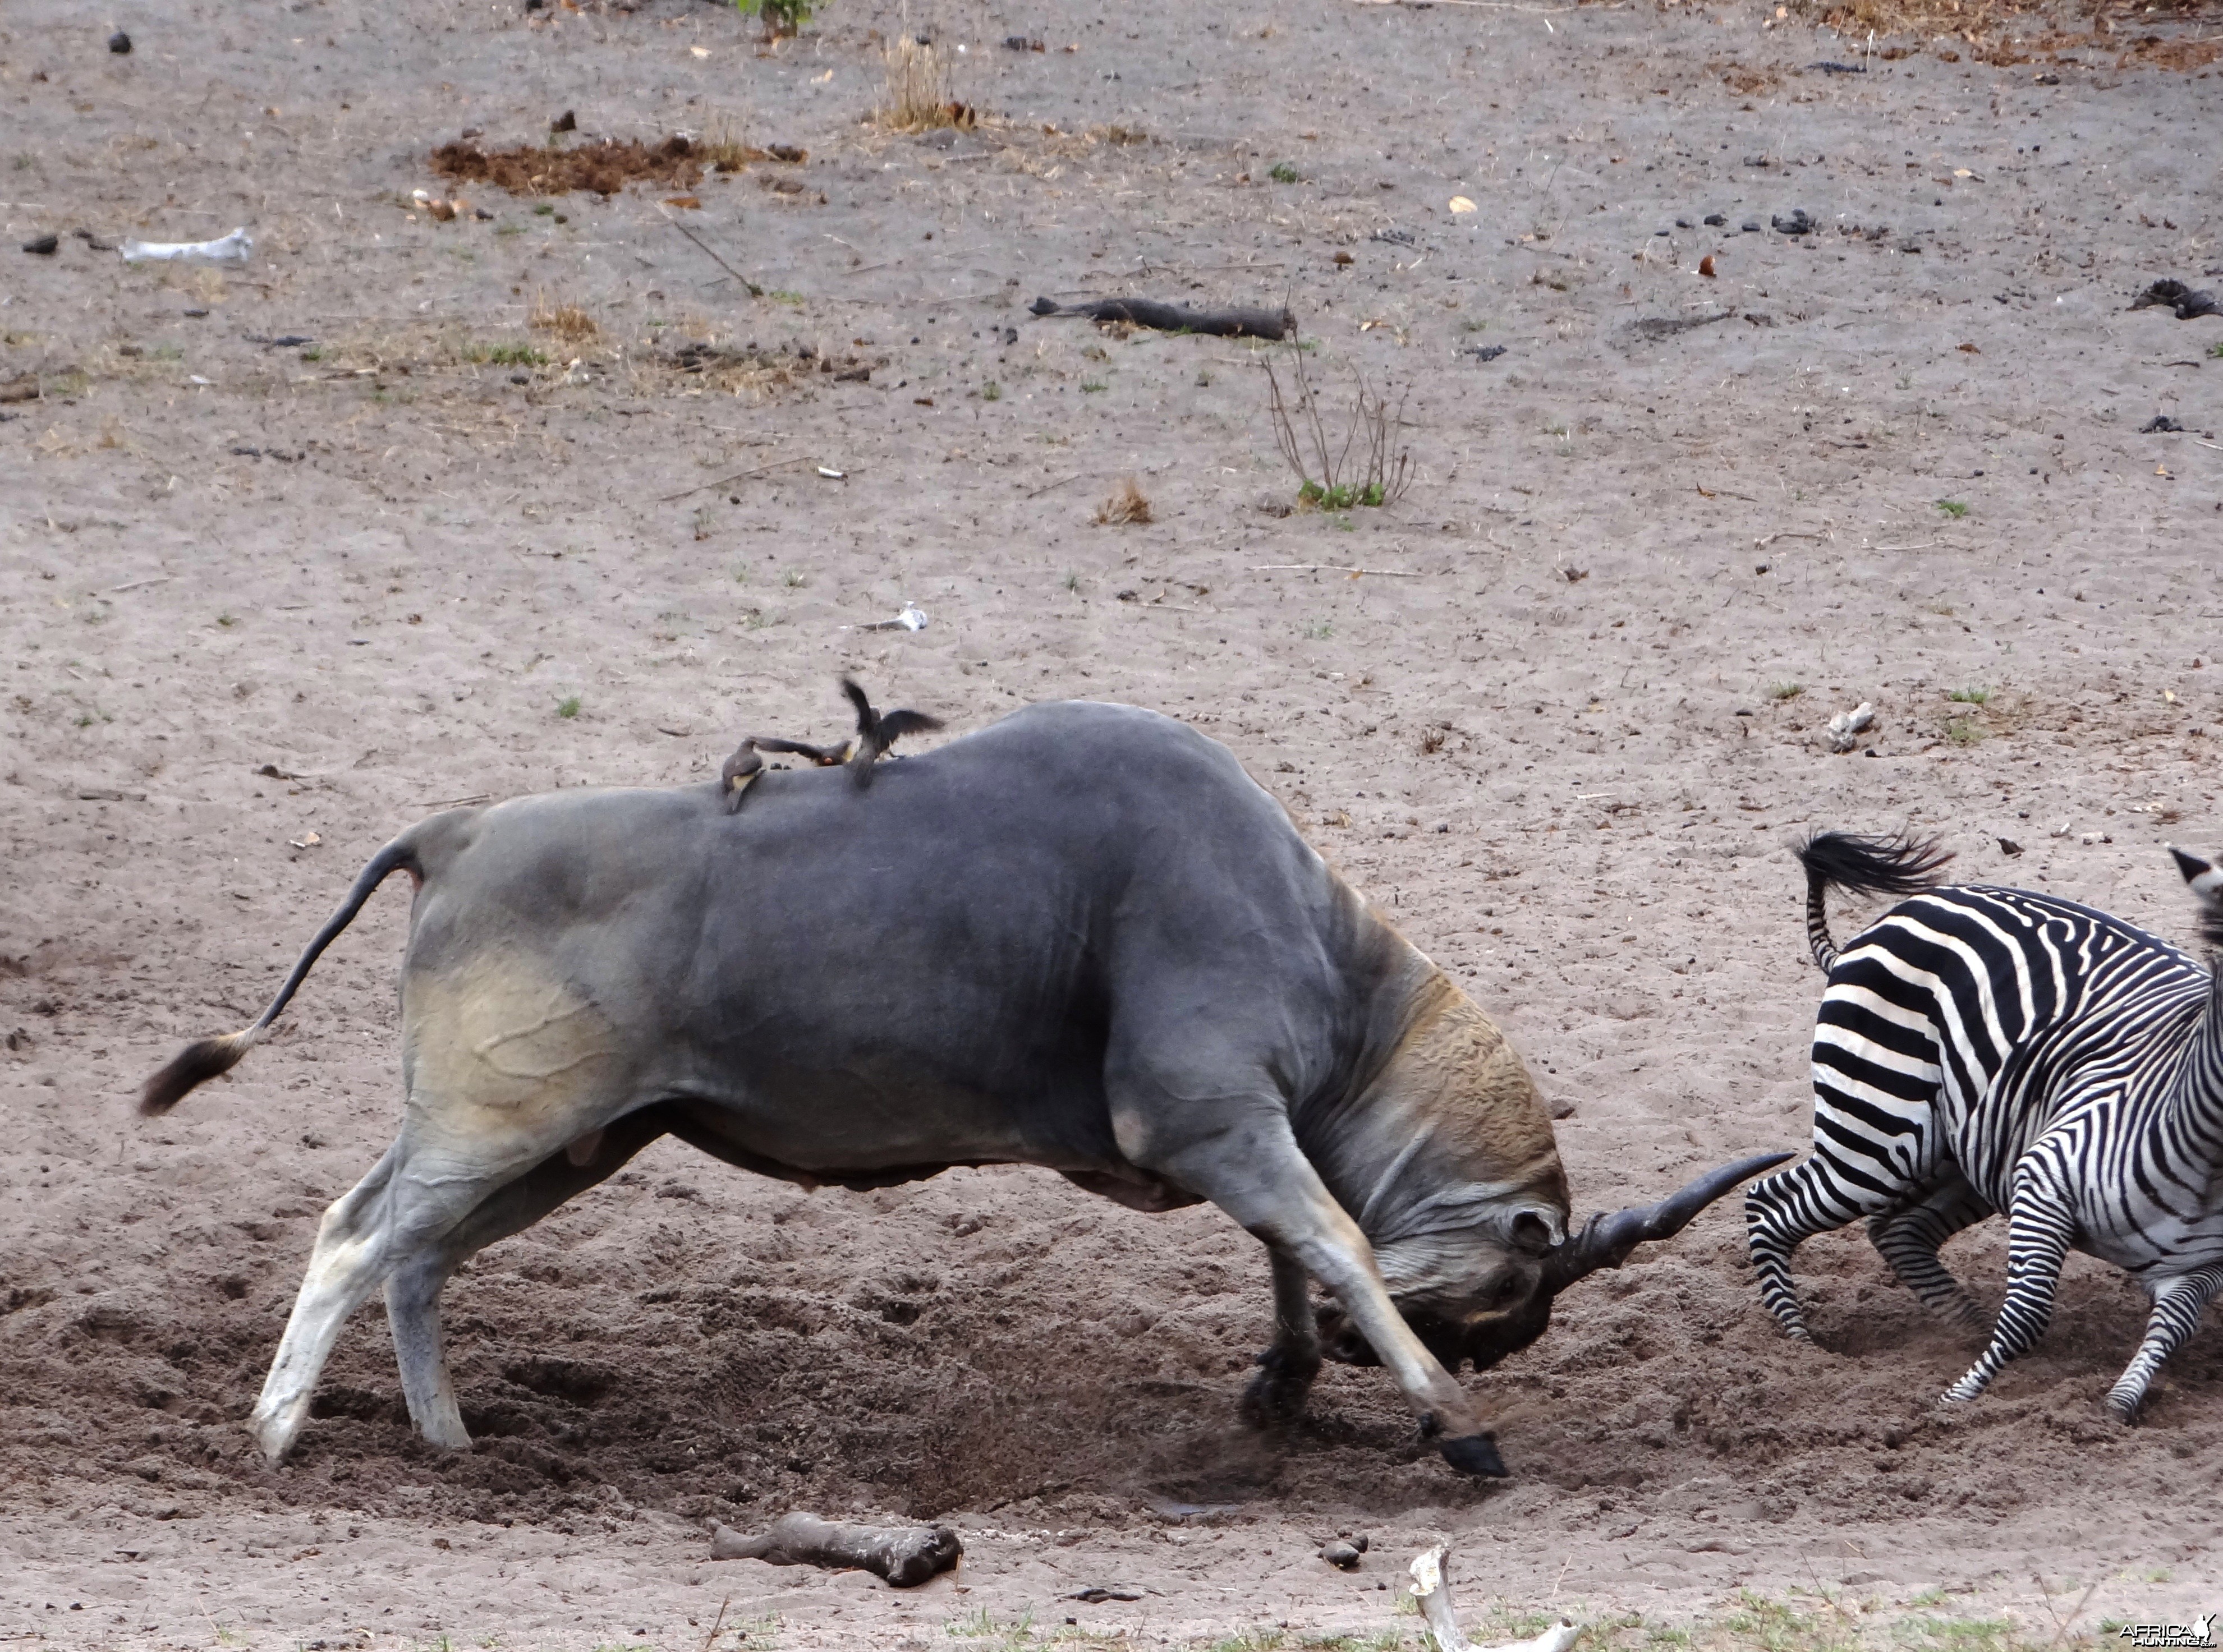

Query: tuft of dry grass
[1094,476,1154,526]
[528,291,598,342]
[874,36,974,132]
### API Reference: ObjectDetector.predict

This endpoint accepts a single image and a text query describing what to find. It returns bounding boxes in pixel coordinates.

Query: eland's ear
[2170,846,2223,950]
[1507,1209,1560,1256]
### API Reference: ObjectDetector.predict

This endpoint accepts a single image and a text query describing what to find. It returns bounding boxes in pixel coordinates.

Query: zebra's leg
[1940,1164,2077,1406]
[1866,1172,1993,1332]
[2103,1263,2223,1423]
[1747,1148,1917,1342]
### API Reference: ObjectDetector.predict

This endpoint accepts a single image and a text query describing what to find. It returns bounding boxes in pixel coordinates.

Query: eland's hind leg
[383,1108,672,1449]
[254,1126,568,1461]
[250,1141,412,1461]
[1866,1171,1993,1331]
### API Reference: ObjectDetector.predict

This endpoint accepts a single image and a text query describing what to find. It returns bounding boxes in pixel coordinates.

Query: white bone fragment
[1407,1545,1581,1652]
[1826,701,1876,753]
[121,227,253,264]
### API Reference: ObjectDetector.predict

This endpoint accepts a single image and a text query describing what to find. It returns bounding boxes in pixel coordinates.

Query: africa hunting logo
[2118,1617,2216,1649]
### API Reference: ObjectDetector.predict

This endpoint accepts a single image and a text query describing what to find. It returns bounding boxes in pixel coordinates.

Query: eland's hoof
[1439,1432,1508,1478]
[1238,1348,1320,1429]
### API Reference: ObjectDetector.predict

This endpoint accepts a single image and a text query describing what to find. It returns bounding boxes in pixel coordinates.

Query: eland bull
[143,698,1785,1475]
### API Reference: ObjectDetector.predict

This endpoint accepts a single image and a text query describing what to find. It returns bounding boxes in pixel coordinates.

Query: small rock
[108,29,131,52]
[1741,220,1762,233]
[1321,1541,1363,1571]
[1996,837,2024,857]
[550,108,576,134]
[1771,209,1815,236]
[22,233,58,256]
[1704,212,1727,226]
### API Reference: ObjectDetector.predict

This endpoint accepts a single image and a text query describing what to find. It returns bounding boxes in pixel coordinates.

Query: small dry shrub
[528,291,598,342]
[1265,348,1412,512]
[1094,477,1152,526]
[875,36,974,131]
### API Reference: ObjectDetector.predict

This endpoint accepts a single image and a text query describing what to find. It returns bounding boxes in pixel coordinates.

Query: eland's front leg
[1239,1243,1322,1428]
[1115,1095,1502,1476]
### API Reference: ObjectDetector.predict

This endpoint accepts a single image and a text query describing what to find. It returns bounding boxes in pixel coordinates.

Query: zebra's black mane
[2198,901,2223,954]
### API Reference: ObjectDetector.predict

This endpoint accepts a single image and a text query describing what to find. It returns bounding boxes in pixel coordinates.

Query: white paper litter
[860,603,929,633]
[121,227,253,264]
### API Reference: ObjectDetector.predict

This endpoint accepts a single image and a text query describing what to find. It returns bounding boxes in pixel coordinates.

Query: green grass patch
[982,380,1002,401]
[1769,680,1804,701]
[1298,480,1386,510]
[556,695,582,719]
[1935,499,1969,518]
[1081,378,1108,393]
[1945,719,1985,746]
[735,0,815,35]
[465,342,546,367]
[1269,162,1300,183]
[1946,684,1990,704]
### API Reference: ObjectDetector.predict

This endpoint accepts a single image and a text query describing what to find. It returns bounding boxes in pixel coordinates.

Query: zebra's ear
[2171,846,2223,950]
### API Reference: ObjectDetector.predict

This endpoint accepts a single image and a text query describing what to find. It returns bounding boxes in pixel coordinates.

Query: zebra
[1744,829,2223,1420]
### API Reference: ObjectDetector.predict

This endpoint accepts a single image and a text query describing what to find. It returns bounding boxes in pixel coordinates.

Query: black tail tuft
[139,1029,258,1116]
[1794,830,1953,973]
[1795,830,1955,899]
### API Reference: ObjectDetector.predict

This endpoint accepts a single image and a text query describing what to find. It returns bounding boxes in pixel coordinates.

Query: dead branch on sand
[710,1512,961,1587]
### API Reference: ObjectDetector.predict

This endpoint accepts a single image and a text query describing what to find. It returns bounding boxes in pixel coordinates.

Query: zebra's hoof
[2102,1393,2140,1425]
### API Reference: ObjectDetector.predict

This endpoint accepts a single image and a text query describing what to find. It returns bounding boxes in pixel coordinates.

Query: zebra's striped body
[1747,832,2223,1419]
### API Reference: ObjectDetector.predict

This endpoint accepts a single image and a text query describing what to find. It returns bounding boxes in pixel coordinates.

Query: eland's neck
[1302,963,1568,1260]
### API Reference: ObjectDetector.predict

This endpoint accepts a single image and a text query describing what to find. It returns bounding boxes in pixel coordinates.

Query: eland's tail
[139,830,428,1115]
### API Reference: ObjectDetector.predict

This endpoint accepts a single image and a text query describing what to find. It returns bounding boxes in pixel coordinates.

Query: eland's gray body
[143,699,1780,1475]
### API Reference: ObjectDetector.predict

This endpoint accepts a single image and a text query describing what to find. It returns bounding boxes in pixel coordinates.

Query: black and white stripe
[1746,831,2223,1419]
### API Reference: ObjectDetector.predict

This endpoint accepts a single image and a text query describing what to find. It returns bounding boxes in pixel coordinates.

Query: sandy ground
[4,0,2221,1645]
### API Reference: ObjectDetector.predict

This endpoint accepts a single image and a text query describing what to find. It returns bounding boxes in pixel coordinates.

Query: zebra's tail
[2169,845,2223,951]
[1793,830,1954,972]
